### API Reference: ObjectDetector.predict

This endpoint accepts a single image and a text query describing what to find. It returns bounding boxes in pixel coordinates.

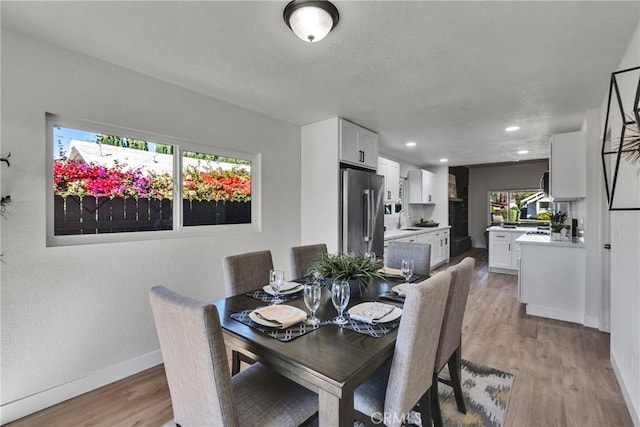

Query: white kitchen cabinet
[488,230,525,274]
[339,118,378,170]
[416,228,450,268]
[396,235,417,243]
[377,157,400,202]
[408,169,436,204]
[550,131,586,200]
[431,229,450,267]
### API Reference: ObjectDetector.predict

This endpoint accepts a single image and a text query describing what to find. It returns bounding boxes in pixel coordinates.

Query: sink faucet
[398,209,411,229]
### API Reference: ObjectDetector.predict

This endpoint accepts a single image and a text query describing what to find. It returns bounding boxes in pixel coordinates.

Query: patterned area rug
[357,359,514,427]
[431,359,513,426]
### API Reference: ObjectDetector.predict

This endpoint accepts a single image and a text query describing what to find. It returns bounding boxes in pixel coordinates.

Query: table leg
[319,389,354,427]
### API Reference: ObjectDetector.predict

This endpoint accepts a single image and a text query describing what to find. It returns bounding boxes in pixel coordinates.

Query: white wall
[0,30,302,422]
[467,160,549,248]
[606,21,640,427]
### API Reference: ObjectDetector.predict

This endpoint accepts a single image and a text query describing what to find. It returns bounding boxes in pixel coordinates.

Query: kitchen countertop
[384,225,451,240]
[516,234,585,248]
[486,225,542,233]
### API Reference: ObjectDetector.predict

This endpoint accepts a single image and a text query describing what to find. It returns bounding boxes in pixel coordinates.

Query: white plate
[391,284,409,297]
[249,305,307,328]
[348,302,403,323]
[262,282,303,296]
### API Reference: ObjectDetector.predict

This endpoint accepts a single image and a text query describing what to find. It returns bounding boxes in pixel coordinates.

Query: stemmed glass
[401,259,414,284]
[269,269,285,304]
[303,281,322,326]
[331,281,350,325]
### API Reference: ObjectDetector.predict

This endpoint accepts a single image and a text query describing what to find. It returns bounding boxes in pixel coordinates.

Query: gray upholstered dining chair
[150,286,318,427]
[223,249,273,375]
[385,241,431,276]
[223,250,273,296]
[289,243,327,280]
[430,256,475,427]
[353,271,452,427]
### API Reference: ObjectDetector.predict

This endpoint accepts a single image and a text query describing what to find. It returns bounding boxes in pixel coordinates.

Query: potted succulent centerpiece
[306,253,385,296]
[549,210,568,241]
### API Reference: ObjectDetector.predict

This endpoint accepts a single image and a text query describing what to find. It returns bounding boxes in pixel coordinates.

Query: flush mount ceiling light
[406,141,417,147]
[518,150,529,154]
[283,0,339,42]
[505,125,520,132]
[439,158,449,163]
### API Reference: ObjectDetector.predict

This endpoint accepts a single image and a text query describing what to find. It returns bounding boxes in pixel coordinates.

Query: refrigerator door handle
[363,189,372,242]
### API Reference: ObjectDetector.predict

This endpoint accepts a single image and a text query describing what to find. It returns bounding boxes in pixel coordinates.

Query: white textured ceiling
[2,1,639,167]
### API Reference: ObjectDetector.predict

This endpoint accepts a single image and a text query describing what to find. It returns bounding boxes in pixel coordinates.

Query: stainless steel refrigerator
[341,168,385,256]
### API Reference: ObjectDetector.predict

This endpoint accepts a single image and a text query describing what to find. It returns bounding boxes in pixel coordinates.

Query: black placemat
[379,291,405,303]
[231,309,325,342]
[338,316,401,338]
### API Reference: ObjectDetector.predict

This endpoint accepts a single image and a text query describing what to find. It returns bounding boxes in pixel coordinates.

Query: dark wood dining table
[211,277,411,427]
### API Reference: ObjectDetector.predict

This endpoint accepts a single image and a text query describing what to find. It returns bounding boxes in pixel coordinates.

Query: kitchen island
[517,233,586,325]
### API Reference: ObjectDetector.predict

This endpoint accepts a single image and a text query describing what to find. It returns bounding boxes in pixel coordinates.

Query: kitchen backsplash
[384,203,436,231]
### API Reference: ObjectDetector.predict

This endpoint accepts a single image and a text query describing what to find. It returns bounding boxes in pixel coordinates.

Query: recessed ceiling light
[439,158,448,163]
[505,126,520,132]
[518,150,529,154]
[406,141,416,147]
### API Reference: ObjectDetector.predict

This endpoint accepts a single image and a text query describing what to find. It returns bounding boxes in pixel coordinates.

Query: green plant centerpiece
[549,210,568,233]
[306,253,385,295]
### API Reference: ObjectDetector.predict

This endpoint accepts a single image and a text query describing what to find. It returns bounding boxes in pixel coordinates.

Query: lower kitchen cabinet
[488,229,525,275]
[519,241,586,324]
[384,228,450,270]
[416,229,450,268]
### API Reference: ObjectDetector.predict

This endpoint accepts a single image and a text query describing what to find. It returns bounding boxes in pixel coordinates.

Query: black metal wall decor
[601,66,640,210]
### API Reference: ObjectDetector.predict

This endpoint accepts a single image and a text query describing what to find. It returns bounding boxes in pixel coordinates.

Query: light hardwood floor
[7,249,633,426]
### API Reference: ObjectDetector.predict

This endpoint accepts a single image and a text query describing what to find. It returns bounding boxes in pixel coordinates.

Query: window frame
[46,114,261,247]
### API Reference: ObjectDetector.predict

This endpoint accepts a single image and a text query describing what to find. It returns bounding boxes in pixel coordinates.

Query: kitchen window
[47,114,258,246]
[488,190,550,224]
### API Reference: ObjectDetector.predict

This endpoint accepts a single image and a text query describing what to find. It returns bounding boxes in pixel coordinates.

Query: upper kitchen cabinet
[377,157,400,202]
[408,169,436,204]
[339,118,378,170]
[550,131,586,200]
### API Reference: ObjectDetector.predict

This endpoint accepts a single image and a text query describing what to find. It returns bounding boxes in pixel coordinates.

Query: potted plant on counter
[306,253,384,296]
[550,210,568,241]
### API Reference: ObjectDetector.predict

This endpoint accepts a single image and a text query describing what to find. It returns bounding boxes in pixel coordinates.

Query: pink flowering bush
[183,164,251,202]
[53,160,250,202]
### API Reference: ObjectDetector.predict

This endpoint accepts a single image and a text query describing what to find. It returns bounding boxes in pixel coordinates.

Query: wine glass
[331,281,350,325]
[269,269,285,304]
[401,259,414,284]
[303,282,322,326]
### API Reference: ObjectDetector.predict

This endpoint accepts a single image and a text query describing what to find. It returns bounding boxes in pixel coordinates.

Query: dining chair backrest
[289,243,327,280]
[386,241,431,276]
[384,271,451,425]
[149,286,238,426]
[434,257,475,372]
[223,250,273,296]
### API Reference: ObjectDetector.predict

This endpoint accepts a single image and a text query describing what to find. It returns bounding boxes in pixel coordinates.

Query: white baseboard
[0,350,163,425]
[611,350,640,427]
